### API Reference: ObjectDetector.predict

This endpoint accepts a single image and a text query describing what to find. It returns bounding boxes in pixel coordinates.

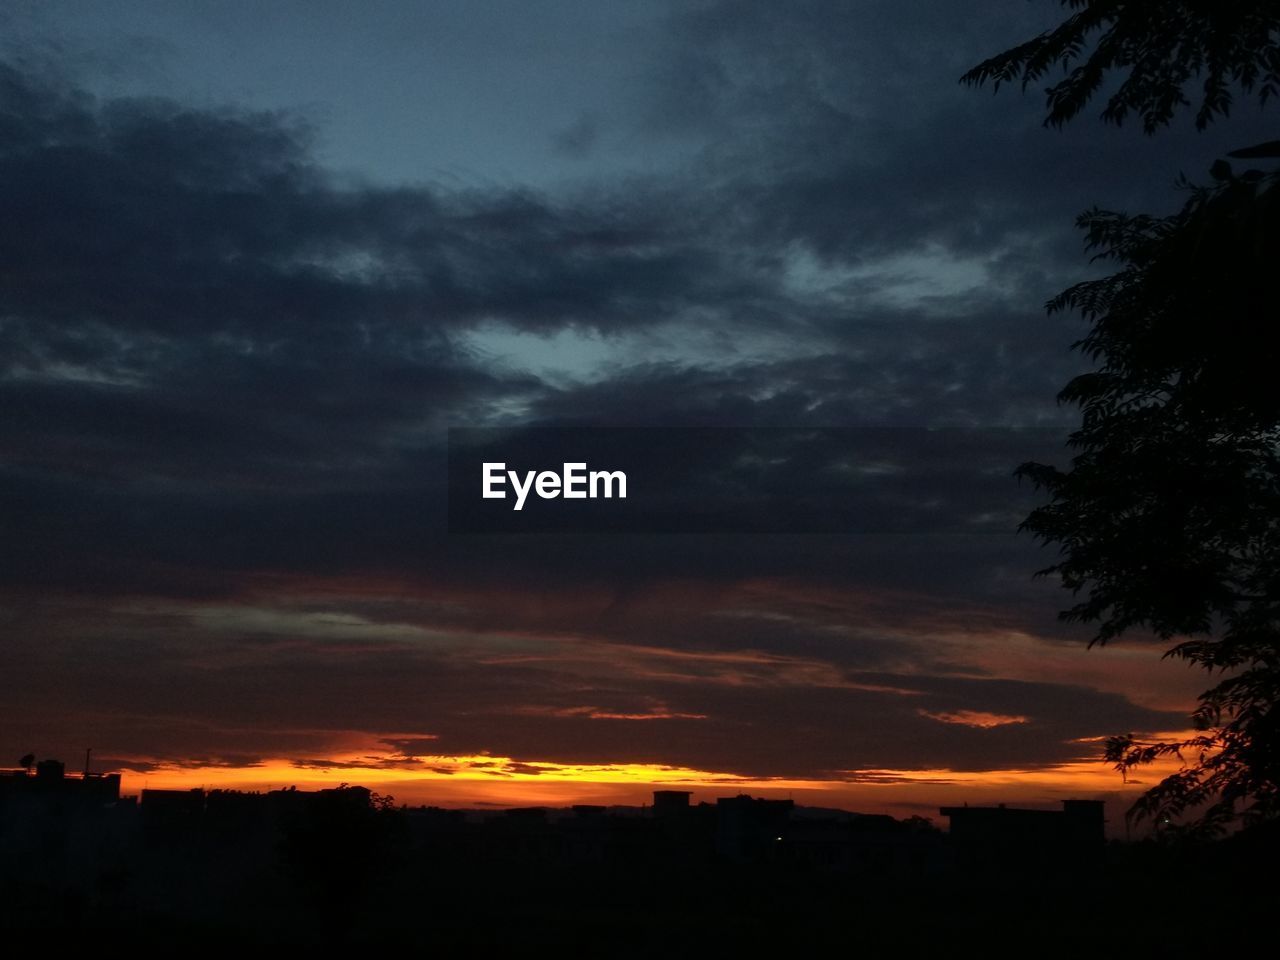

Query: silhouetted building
[774,812,945,877]
[716,794,794,863]
[939,800,1105,872]
[139,787,207,839]
[0,762,131,903]
[652,790,692,817]
[0,763,121,809]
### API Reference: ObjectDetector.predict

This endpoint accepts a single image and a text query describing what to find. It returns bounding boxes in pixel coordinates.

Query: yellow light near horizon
[126,754,832,795]
[114,741,1190,821]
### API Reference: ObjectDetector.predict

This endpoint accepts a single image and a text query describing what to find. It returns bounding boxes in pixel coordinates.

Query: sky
[2,1,1271,823]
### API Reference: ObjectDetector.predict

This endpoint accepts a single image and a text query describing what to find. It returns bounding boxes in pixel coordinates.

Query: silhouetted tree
[277,786,408,926]
[19,753,35,774]
[965,1,1280,833]
[962,1,1280,132]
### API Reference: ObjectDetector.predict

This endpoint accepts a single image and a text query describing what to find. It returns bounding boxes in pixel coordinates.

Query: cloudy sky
[2,1,1269,819]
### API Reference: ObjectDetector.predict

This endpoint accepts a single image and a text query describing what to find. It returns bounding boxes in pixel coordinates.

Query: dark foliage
[966,2,1280,831]
[961,1,1280,132]
[1019,158,1280,829]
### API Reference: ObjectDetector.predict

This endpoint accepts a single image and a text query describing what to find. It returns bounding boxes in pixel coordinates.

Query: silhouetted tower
[653,790,692,817]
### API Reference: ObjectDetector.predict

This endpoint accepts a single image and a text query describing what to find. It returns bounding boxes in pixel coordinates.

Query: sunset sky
[2,1,1268,824]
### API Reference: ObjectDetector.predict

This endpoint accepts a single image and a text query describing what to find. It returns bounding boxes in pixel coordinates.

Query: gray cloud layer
[3,1,1253,782]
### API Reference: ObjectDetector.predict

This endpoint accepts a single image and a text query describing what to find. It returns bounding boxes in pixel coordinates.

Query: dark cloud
[552,113,601,158]
[2,0,1235,789]
[0,580,1181,781]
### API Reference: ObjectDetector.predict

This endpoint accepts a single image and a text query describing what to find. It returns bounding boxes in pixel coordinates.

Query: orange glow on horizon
[113,739,1195,831]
